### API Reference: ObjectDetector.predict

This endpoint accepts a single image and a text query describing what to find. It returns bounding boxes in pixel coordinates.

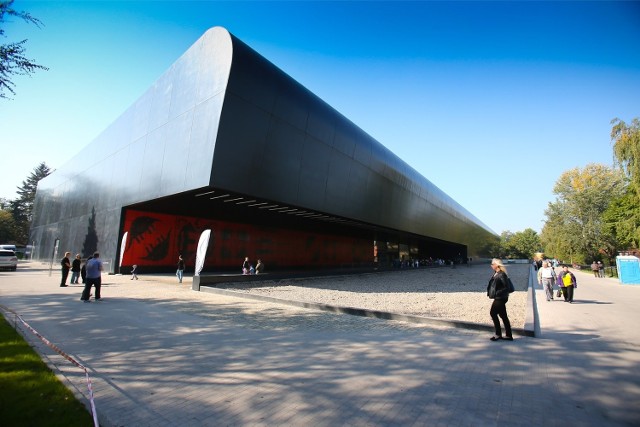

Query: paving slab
[1,262,638,426]
[532,267,640,425]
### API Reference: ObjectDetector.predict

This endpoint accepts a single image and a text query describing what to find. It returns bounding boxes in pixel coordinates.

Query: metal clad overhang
[35,26,235,205]
[30,26,496,266]
[210,29,496,246]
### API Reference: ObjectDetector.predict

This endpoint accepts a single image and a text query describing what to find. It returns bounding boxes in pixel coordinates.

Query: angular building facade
[30,27,497,274]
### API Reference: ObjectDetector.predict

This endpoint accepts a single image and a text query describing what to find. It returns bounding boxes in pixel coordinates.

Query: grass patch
[0,315,94,426]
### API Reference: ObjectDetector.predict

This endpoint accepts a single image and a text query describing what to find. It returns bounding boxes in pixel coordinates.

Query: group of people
[60,251,103,302]
[486,257,580,342]
[242,257,264,275]
[537,261,578,303]
[58,251,584,341]
[60,252,81,287]
[392,257,453,269]
[171,255,266,283]
[591,261,605,278]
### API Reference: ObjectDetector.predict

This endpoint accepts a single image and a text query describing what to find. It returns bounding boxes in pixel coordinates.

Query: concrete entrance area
[1,262,638,426]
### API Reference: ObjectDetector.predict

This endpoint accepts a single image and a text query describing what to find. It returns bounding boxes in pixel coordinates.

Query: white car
[0,249,18,271]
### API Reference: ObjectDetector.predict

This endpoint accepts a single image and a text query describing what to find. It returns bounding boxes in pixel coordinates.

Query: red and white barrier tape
[0,304,99,427]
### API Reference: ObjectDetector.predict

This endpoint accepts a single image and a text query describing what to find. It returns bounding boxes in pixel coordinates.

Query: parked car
[0,249,18,271]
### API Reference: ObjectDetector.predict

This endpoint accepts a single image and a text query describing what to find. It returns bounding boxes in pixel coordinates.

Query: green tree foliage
[0,0,48,99]
[540,201,583,264]
[498,231,513,258]
[603,188,640,250]
[541,163,625,264]
[9,162,50,243]
[611,118,640,190]
[608,118,640,249]
[0,209,17,242]
[500,229,541,259]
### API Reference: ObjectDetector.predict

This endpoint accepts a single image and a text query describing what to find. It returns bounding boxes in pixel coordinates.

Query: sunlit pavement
[1,262,638,426]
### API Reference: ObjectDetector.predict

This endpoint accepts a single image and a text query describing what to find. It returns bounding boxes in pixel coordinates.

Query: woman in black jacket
[487,258,513,341]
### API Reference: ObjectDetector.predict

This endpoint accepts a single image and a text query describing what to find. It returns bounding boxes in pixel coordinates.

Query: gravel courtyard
[218,263,531,328]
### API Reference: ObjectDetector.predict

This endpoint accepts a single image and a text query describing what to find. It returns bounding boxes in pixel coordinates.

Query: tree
[0,209,17,242]
[540,201,581,263]
[508,228,541,259]
[498,231,514,258]
[0,0,48,99]
[603,189,640,250]
[611,118,640,190]
[541,164,625,263]
[499,229,541,259]
[609,117,640,249]
[9,162,51,243]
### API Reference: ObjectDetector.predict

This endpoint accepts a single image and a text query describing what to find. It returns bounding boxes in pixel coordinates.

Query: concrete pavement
[532,267,640,425]
[1,262,639,426]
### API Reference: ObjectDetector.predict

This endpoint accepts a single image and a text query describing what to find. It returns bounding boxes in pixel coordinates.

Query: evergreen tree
[9,162,51,243]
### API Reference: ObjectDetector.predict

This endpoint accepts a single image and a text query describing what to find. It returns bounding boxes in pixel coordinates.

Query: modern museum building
[30,27,498,274]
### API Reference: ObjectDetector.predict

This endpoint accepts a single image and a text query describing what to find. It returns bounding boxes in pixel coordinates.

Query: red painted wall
[121,209,372,271]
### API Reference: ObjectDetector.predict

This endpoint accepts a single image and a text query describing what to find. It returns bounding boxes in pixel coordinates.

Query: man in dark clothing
[81,252,103,302]
[177,255,185,283]
[70,254,81,284]
[60,252,71,287]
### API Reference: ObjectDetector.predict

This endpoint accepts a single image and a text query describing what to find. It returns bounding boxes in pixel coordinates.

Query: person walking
[80,252,103,302]
[255,259,264,274]
[591,261,599,278]
[60,252,71,287]
[598,261,605,278]
[131,264,138,280]
[559,266,577,303]
[70,254,81,284]
[176,255,185,283]
[242,256,250,275]
[556,271,565,299]
[537,261,557,301]
[487,258,513,341]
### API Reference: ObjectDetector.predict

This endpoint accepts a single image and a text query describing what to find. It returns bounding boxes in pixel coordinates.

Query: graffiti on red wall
[121,209,372,271]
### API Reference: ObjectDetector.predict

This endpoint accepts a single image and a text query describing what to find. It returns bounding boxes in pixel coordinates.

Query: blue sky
[1,1,639,235]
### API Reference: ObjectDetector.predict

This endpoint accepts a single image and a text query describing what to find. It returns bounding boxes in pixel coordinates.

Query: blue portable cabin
[616,255,640,285]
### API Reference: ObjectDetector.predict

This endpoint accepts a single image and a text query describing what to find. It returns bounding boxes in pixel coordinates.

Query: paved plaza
[1,262,639,426]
